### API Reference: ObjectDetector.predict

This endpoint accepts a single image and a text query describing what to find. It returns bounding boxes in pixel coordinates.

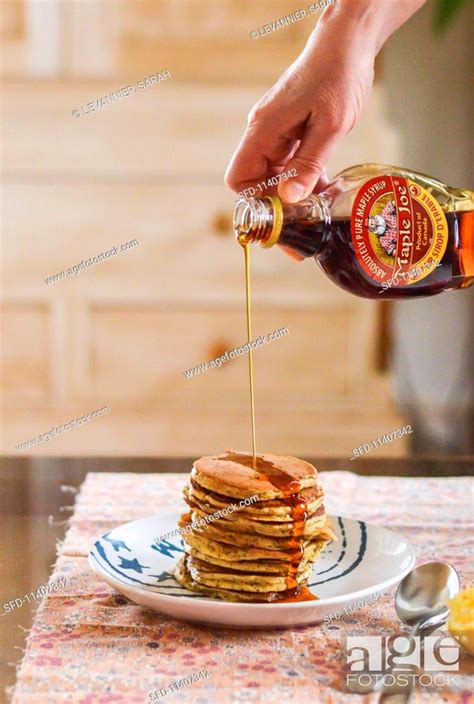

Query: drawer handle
[211,212,233,236]
[208,340,232,360]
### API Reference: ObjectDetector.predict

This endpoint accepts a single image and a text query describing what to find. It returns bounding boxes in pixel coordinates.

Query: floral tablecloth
[11,471,474,703]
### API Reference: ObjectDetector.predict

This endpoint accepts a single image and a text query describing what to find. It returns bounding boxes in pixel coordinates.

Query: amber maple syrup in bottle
[234,164,474,299]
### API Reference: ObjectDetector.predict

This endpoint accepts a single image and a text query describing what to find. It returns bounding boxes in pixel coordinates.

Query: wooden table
[1,456,473,702]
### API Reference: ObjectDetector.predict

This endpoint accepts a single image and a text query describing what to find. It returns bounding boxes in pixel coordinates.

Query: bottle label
[351,176,448,287]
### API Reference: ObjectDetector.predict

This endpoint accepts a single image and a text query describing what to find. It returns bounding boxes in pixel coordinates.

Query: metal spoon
[376,561,460,702]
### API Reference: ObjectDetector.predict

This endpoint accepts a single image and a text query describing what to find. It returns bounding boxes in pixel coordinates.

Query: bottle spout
[233,193,330,248]
[233,198,255,245]
[233,196,282,247]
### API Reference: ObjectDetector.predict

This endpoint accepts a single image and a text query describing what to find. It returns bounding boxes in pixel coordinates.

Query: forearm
[309,0,427,56]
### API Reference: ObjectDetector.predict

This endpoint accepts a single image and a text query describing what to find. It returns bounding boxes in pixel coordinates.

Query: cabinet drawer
[84,304,376,407]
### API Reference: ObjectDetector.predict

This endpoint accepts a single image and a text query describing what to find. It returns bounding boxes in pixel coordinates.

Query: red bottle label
[351,175,448,287]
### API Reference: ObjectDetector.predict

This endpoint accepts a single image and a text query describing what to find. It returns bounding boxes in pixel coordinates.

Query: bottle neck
[234,193,331,255]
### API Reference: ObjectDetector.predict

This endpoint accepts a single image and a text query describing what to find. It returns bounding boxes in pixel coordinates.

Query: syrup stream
[242,242,257,470]
[235,235,315,601]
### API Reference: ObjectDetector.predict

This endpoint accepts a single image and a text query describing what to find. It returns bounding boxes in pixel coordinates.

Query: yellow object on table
[448,587,474,655]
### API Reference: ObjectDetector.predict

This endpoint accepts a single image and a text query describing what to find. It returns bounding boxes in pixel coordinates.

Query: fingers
[225,121,298,195]
[316,168,331,191]
[225,76,306,194]
[277,115,342,202]
[226,46,370,204]
[277,244,305,261]
[224,129,270,193]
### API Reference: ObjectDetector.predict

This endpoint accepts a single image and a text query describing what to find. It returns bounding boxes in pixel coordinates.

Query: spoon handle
[379,694,409,704]
[376,621,430,702]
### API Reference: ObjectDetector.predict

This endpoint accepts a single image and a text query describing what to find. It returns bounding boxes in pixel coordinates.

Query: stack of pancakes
[174,451,335,602]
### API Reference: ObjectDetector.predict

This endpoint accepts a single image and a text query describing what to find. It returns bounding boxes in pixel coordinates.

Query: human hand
[225,0,426,205]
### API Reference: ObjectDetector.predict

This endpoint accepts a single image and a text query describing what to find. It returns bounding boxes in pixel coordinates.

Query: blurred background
[1,0,473,459]
[1,2,473,697]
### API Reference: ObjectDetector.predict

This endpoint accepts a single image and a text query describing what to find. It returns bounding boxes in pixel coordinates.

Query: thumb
[316,167,331,191]
[278,120,341,203]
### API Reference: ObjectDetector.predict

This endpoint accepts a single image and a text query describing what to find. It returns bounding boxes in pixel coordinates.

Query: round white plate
[89,513,415,628]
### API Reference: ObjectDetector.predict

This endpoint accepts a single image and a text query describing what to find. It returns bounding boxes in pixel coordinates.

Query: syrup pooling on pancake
[174,452,335,602]
[192,452,317,500]
[220,451,313,494]
[227,452,311,592]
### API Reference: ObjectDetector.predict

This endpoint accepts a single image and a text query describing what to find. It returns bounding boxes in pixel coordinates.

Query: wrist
[317,0,426,55]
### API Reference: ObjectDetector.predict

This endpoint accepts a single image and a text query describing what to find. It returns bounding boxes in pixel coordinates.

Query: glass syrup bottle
[234,164,474,299]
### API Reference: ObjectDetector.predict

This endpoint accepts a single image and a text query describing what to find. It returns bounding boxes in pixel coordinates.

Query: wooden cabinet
[1,5,407,457]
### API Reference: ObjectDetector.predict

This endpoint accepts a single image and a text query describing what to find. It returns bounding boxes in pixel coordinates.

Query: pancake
[192,451,318,501]
[184,540,326,574]
[173,452,335,602]
[189,506,326,539]
[181,529,303,562]
[186,555,312,593]
[185,480,324,521]
[175,555,291,603]
[182,529,326,564]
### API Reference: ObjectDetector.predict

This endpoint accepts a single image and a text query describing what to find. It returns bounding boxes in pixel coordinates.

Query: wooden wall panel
[0,304,51,399]
[1,3,404,456]
[5,405,407,457]
[1,0,331,82]
[2,85,398,178]
[3,182,360,306]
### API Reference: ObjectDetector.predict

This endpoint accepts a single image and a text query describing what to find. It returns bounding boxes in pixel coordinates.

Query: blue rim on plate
[89,513,416,611]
